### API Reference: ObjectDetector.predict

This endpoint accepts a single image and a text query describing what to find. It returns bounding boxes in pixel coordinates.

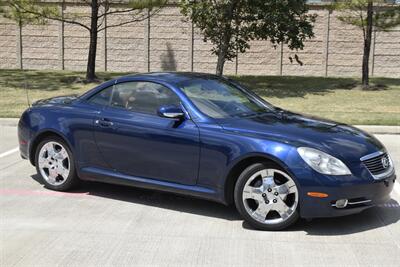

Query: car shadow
[31,174,400,235]
[30,174,239,221]
[242,198,400,235]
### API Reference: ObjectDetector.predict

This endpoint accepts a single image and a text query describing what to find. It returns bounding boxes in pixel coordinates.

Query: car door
[90,81,200,185]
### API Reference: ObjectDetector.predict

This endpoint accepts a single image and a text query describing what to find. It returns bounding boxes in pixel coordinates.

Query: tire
[234,163,300,230]
[35,136,79,191]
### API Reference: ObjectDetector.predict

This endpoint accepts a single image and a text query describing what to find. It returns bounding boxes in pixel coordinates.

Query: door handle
[95,119,114,127]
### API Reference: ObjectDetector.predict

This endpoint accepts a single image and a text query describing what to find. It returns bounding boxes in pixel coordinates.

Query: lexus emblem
[382,157,390,169]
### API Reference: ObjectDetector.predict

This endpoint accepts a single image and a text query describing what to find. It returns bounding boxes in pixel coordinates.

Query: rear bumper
[299,173,396,218]
[17,113,30,160]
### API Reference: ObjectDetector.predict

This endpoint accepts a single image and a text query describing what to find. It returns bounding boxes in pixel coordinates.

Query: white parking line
[0,147,19,158]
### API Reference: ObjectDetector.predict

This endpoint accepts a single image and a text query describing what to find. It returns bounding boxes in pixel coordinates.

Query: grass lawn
[0,69,399,125]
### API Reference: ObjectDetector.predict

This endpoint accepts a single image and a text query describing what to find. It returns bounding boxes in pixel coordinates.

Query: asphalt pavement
[0,125,399,267]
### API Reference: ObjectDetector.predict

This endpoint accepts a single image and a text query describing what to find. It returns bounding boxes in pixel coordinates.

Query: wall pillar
[370,30,376,77]
[144,9,150,72]
[277,43,283,76]
[16,22,22,69]
[188,21,194,72]
[103,13,108,71]
[58,1,65,70]
[323,9,331,77]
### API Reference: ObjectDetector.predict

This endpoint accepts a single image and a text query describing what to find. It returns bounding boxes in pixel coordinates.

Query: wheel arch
[29,130,72,166]
[223,153,295,205]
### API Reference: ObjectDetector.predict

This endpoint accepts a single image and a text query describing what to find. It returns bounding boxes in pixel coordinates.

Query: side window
[111,82,181,115]
[88,85,113,106]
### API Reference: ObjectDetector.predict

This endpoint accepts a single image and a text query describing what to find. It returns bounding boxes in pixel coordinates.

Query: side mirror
[157,105,185,120]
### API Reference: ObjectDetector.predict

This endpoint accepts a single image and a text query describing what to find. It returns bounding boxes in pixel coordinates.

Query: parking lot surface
[1,125,399,267]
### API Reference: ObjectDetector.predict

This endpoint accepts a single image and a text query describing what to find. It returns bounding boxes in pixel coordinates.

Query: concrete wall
[0,3,399,78]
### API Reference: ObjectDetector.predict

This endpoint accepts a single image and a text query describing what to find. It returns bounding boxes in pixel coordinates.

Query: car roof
[117,72,222,85]
[79,72,226,102]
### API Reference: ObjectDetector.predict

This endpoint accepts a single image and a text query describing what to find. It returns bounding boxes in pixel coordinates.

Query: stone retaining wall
[0,3,399,77]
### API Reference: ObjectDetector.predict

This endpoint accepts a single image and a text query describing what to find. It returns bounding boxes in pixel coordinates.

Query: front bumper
[299,172,396,218]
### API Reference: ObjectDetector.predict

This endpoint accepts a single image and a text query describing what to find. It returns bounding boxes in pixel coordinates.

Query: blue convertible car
[18,72,396,230]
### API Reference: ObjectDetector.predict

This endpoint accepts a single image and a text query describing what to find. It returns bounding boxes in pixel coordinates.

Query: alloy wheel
[38,141,70,186]
[242,168,298,225]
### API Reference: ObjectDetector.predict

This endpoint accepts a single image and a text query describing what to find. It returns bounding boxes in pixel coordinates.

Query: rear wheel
[35,136,78,191]
[234,163,299,230]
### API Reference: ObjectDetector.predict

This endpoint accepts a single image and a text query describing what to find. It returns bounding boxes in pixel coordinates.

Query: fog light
[335,199,348,208]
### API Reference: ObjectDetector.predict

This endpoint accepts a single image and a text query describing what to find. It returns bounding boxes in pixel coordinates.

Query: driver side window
[88,85,113,106]
[88,81,181,115]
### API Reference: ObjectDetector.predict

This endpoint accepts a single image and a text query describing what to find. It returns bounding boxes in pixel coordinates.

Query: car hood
[217,111,384,163]
[32,95,79,106]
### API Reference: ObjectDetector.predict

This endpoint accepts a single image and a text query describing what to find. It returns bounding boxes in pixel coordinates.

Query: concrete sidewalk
[0,118,19,127]
[1,118,398,134]
[356,125,400,135]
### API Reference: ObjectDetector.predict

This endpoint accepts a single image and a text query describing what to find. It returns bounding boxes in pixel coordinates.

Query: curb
[0,118,398,135]
[355,125,400,135]
[0,118,19,127]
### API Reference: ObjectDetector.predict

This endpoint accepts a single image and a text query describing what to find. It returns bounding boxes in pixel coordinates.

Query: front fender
[196,124,316,198]
[223,149,298,180]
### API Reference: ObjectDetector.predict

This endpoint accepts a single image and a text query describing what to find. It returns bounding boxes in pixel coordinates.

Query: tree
[1,0,167,81]
[333,0,400,89]
[180,0,316,76]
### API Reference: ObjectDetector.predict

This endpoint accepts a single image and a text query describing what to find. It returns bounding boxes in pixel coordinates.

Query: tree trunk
[216,48,227,76]
[215,0,238,76]
[215,26,231,76]
[362,1,373,89]
[86,0,99,82]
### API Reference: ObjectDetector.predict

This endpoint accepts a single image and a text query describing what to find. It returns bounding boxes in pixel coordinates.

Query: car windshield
[179,77,274,118]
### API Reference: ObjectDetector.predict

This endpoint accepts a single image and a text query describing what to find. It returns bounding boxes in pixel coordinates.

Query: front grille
[362,152,391,175]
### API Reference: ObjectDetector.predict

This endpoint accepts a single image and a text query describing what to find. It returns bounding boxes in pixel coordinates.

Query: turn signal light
[307,192,329,198]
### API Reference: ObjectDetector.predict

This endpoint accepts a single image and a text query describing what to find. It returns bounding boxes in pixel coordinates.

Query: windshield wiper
[235,111,270,118]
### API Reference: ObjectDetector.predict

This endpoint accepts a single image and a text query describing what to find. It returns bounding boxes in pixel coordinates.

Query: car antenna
[25,78,30,108]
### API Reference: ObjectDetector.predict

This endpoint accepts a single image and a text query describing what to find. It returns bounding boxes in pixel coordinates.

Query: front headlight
[297,147,351,175]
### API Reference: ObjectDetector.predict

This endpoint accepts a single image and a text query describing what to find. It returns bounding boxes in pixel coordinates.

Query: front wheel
[234,163,300,230]
[35,136,79,191]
